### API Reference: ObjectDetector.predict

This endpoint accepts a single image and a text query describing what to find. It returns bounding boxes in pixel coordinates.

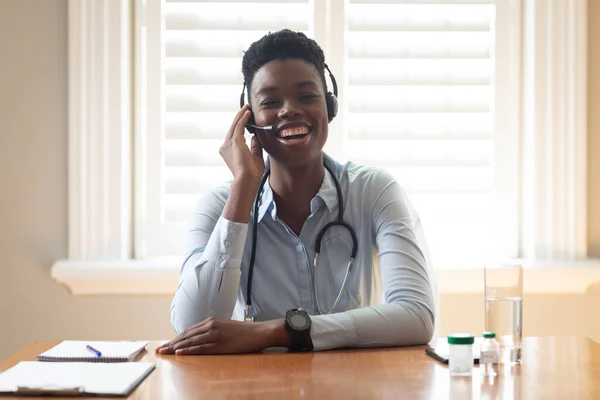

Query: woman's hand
[155,317,291,355]
[219,105,264,182]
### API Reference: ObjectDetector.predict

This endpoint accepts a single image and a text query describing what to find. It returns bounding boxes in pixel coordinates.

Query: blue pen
[85,344,102,357]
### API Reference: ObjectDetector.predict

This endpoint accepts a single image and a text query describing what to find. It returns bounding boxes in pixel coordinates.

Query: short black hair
[241,29,327,97]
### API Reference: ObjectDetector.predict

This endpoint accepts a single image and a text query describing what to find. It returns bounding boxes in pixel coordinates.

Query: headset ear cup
[326,92,338,123]
[240,83,257,134]
[245,110,257,134]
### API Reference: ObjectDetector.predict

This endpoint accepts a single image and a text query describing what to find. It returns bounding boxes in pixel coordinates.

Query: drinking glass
[484,262,523,364]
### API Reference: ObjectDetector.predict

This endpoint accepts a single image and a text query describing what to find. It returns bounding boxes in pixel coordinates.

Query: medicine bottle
[448,333,474,376]
[480,331,500,377]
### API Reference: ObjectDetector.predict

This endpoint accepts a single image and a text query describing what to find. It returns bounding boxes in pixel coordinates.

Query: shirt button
[229,227,237,234]
[225,240,232,248]
[296,244,303,252]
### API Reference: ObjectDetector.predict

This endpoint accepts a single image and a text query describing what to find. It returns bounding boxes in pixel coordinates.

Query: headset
[239,63,339,134]
[237,63,358,322]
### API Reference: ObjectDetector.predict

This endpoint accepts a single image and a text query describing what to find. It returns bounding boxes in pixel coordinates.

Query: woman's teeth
[279,127,310,139]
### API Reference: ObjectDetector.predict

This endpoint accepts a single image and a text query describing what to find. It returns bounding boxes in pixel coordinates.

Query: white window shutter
[341,0,497,265]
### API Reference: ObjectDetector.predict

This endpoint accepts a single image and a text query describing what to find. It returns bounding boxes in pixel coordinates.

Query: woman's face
[249,58,329,168]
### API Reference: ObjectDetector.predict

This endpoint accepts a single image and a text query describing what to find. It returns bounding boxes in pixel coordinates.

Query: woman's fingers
[225,105,250,140]
[156,318,222,354]
[233,110,252,140]
[156,322,209,352]
[170,330,219,352]
[175,344,216,355]
[155,342,168,352]
[158,330,217,354]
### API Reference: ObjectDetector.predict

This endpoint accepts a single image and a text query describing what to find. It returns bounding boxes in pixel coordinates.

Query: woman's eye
[260,100,279,107]
[300,94,319,102]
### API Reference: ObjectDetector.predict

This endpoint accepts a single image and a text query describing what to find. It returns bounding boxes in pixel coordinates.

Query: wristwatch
[285,308,313,352]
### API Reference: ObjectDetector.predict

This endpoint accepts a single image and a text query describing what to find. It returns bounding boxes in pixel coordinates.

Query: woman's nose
[277,100,302,119]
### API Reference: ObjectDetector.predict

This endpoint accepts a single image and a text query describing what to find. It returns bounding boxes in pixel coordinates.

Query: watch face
[289,313,309,329]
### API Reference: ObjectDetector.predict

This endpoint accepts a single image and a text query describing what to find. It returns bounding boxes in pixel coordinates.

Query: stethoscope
[244,161,358,322]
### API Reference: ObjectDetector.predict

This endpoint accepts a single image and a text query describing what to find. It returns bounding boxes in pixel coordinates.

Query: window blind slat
[165,112,240,139]
[166,85,242,112]
[165,139,226,167]
[347,32,490,58]
[346,113,490,139]
[345,139,491,166]
[347,86,490,113]
[348,4,491,32]
[166,58,242,85]
[349,59,490,85]
[166,3,309,31]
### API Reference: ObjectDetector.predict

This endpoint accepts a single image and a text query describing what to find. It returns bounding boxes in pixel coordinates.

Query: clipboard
[0,361,155,397]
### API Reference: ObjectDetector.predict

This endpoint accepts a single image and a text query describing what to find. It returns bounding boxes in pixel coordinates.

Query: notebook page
[37,340,148,361]
[0,361,155,395]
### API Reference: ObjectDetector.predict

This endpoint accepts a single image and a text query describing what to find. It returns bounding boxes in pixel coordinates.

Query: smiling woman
[159,29,438,356]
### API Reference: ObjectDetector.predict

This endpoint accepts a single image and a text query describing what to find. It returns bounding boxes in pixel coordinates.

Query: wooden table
[1,337,599,399]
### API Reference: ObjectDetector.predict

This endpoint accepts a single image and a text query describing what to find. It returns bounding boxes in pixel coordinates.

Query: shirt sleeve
[309,169,436,351]
[169,185,248,334]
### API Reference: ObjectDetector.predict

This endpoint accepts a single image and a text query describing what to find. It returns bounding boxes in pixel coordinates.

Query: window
[136,0,516,266]
[55,0,589,294]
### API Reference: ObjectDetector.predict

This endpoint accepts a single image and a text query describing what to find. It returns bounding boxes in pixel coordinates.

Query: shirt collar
[256,180,274,223]
[254,153,341,223]
[314,158,338,212]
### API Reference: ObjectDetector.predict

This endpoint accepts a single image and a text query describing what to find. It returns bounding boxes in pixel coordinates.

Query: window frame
[52,0,592,296]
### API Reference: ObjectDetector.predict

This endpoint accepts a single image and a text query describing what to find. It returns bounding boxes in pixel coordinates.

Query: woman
[156,29,437,355]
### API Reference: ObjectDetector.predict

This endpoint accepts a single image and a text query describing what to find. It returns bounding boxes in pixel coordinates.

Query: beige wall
[0,0,173,361]
[589,0,600,258]
[0,0,598,361]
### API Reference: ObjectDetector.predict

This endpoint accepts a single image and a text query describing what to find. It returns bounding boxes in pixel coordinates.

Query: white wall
[0,0,599,361]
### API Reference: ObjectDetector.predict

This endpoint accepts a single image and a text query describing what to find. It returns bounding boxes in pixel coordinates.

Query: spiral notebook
[36,341,148,362]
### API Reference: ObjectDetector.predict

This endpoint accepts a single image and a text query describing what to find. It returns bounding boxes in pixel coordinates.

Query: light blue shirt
[170,153,438,351]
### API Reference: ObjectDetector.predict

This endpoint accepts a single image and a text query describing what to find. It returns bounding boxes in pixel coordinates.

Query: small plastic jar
[448,333,474,376]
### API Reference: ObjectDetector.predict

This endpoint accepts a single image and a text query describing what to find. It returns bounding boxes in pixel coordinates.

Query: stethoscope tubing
[246,161,358,319]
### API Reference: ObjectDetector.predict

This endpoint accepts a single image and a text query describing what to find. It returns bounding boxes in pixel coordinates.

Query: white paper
[0,361,154,395]
[37,340,148,360]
